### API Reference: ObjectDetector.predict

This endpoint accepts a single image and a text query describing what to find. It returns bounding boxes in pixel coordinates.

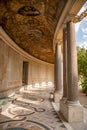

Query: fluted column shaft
[67,21,78,102]
[63,28,67,98]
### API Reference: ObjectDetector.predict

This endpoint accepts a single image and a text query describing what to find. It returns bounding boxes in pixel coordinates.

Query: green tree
[77,46,87,78]
[77,46,87,94]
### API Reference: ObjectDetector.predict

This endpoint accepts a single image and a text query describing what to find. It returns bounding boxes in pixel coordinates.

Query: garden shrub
[81,78,87,94]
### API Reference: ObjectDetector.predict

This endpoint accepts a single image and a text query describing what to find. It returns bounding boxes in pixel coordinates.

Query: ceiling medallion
[18,6,40,16]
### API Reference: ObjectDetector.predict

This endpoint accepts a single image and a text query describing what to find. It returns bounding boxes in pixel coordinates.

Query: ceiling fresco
[0,0,67,63]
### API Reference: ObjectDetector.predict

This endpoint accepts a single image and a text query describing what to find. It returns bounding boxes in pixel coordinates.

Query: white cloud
[77,41,87,49]
[83,17,87,21]
[82,28,87,40]
[77,41,87,45]
[83,41,87,44]
[83,35,87,40]
[82,28,87,34]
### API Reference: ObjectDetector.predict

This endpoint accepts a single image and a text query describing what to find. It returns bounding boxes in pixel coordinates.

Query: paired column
[62,21,79,103]
[60,21,83,122]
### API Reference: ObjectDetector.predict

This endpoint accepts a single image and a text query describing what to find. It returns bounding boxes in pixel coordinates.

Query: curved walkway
[0,87,67,130]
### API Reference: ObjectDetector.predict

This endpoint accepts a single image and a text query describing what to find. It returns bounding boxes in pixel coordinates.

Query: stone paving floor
[69,91,87,130]
[54,90,87,130]
[0,87,67,130]
[79,91,87,109]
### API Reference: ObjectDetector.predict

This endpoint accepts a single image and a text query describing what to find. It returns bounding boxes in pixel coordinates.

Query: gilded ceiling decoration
[0,0,67,63]
[72,8,87,23]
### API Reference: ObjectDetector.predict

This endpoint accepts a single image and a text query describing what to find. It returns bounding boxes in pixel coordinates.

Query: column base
[53,91,62,103]
[60,100,84,122]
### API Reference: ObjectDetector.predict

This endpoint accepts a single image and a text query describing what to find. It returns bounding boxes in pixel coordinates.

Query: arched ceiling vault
[0,0,86,63]
[0,0,68,64]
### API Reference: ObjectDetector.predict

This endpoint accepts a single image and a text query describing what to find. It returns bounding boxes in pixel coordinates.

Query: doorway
[22,61,29,86]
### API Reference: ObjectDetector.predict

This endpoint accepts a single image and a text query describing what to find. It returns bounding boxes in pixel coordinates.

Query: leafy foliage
[77,46,87,94]
[81,78,87,94]
[77,47,87,78]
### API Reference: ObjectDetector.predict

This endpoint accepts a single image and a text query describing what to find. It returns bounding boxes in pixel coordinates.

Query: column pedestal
[60,100,83,122]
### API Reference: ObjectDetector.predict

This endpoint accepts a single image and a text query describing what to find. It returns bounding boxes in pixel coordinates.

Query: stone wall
[0,38,54,98]
[0,38,22,97]
[28,61,54,87]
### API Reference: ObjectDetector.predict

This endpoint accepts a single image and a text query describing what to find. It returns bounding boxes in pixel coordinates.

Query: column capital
[54,39,62,53]
[57,39,63,45]
[67,20,74,24]
[62,23,67,29]
[63,27,67,36]
[55,39,63,45]
[65,14,75,23]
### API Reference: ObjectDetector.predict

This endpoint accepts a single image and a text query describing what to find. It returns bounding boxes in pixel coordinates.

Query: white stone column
[60,21,83,122]
[54,43,63,102]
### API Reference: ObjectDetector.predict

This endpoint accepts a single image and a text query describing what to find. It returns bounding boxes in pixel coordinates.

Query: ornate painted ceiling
[0,0,67,63]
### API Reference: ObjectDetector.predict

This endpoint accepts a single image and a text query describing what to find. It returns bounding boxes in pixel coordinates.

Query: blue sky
[75,2,87,46]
